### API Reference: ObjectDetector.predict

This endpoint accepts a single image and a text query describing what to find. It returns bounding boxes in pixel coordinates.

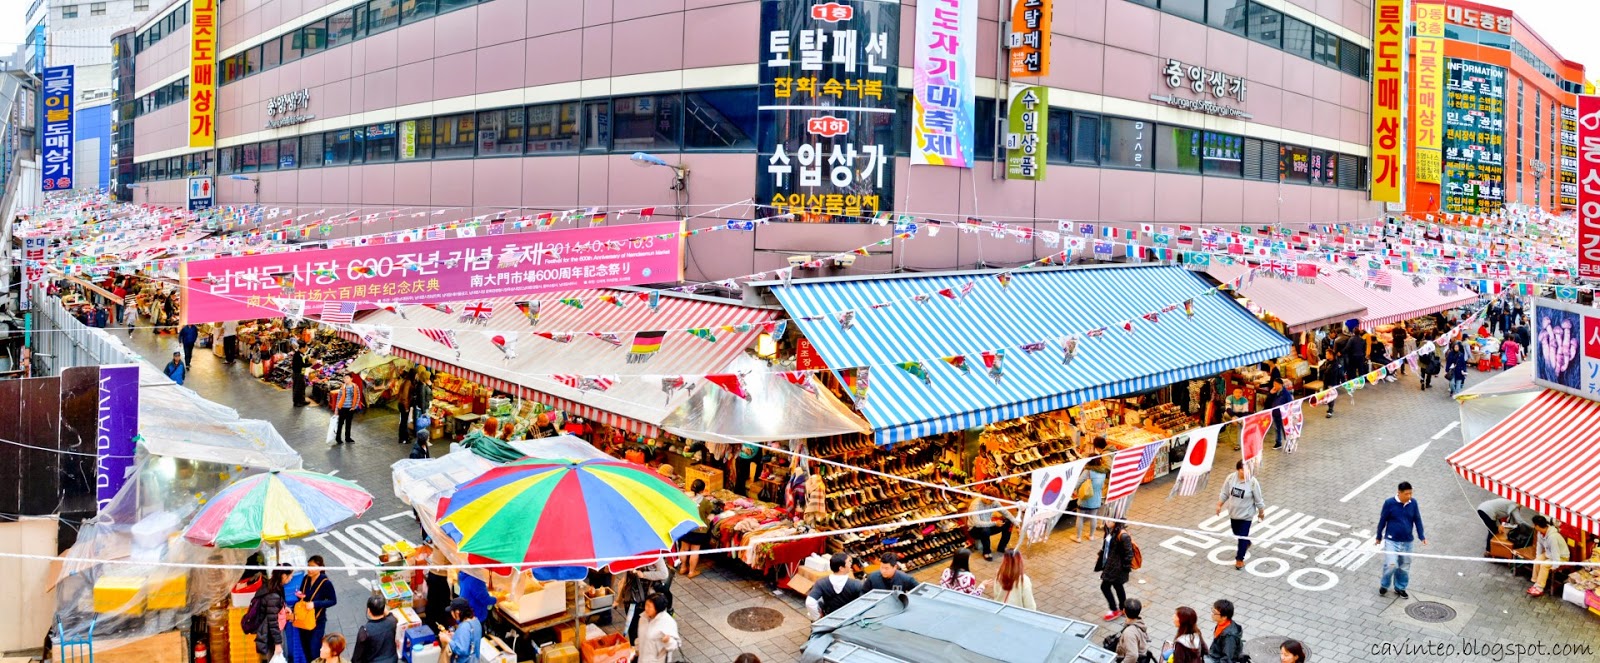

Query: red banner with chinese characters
[1579,95,1600,278]
[189,0,216,147]
[1370,0,1404,203]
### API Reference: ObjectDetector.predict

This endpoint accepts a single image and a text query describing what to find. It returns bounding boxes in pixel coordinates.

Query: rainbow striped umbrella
[184,470,374,549]
[436,458,702,578]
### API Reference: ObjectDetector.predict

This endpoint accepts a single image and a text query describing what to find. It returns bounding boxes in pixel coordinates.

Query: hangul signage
[23,237,47,309]
[1445,4,1512,35]
[1561,105,1579,207]
[40,66,75,192]
[189,0,216,148]
[1004,84,1046,181]
[913,0,976,168]
[1370,0,1404,202]
[188,175,214,211]
[1413,3,1444,186]
[1531,299,1600,401]
[266,89,314,128]
[759,0,898,219]
[1007,0,1050,77]
[1151,59,1251,119]
[1578,95,1600,278]
[1442,58,1506,215]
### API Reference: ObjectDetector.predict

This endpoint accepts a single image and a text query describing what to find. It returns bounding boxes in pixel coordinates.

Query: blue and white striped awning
[773,265,1292,445]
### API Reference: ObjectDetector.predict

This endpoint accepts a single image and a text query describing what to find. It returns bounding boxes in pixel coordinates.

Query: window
[1046,108,1072,165]
[278,138,299,169]
[61,5,78,19]
[245,46,261,77]
[1161,0,1204,23]
[1101,117,1152,169]
[1278,144,1309,183]
[611,94,681,152]
[1155,124,1201,173]
[90,2,106,16]
[242,143,260,172]
[283,34,304,64]
[527,102,580,153]
[1201,131,1243,177]
[1337,154,1360,189]
[259,141,280,172]
[1308,149,1331,185]
[135,1,149,10]
[1247,3,1281,48]
[1073,114,1100,164]
[262,41,281,71]
[367,0,400,34]
[1312,29,1339,68]
[365,123,398,162]
[219,147,236,175]
[325,130,355,165]
[434,113,477,158]
[300,133,325,168]
[349,127,368,164]
[684,89,758,150]
[441,0,476,12]
[1207,0,1249,36]
[894,90,912,156]
[222,54,246,84]
[1243,138,1265,180]
[328,10,358,47]
[1339,40,1367,79]
[401,0,437,22]
[583,100,610,151]
[401,118,434,159]
[976,97,999,161]
[1282,17,1313,59]
[476,110,525,156]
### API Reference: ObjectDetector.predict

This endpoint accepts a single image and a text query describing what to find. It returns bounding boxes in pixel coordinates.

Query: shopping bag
[326,411,339,445]
[268,652,287,663]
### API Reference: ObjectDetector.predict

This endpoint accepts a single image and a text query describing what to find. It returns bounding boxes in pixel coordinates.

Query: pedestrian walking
[290,345,308,407]
[408,369,433,445]
[1074,440,1111,542]
[987,549,1036,610]
[1527,515,1570,596]
[1097,522,1135,621]
[634,594,681,663]
[1390,325,1408,374]
[806,553,865,619]
[1445,341,1468,395]
[1375,481,1427,599]
[393,372,412,444]
[623,558,672,644]
[1216,460,1265,570]
[179,324,199,366]
[1264,379,1292,450]
[939,548,985,596]
[1110,598,1148,663]
[1418,348,1440,391]
[1206,599,1244,663]
[163,352,187,385]
[349,596,398,663]
[248,567,292,663]
[1279,639,1306,663]
[331,373,363,445]
[1160,606,1206,663]
[311,633,345,663]
[966,495,1015,560]
[223,319,240,364]
[122,301,138,335]
[1320,347,1345,418]
[294,556,337,663]
[862,552,918,593]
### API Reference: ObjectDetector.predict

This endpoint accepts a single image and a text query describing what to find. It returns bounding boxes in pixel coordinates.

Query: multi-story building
[1405,0,1584,218]
[122,0,1379,281]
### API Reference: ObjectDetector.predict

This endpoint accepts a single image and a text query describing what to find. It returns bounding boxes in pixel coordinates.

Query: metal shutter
[1244,138,1264,180]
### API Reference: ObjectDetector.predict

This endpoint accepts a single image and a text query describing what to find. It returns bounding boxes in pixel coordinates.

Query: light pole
[630,151,689,219]
[228,174,260,206]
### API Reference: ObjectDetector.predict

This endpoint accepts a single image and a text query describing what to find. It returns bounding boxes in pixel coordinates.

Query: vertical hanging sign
[758,0,899,219]
[95,365,141,512]
[1413,3,1444,186]
[189,0,217,148]
[1005,84,1046,181]
[1561,106,1578,208]
[1007,0,1050,77]
[1577,95,1600,279]
[1370,0,1404,202]
[913,0,976,168]
[39,65,74,192]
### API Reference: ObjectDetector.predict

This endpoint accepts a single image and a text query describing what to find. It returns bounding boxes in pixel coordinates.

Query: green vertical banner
[1005,84,1047,180]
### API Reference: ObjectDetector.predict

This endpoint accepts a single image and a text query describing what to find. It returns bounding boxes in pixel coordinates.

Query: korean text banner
[914,0,976,168]
[1561,105,1578,207]
[1005,84,1046,180]
[181,221,685,324]
[1443,58,1505,215]
[95,365,140,512]
[189,0,217,147]
[1531,299,1600,401]
[40,65,74,192]
[758,0,898,219]
[1008,0,1050,77]
[1413,3,1444,185]
[1370,0,1403,202]
[1578,95,1600,279]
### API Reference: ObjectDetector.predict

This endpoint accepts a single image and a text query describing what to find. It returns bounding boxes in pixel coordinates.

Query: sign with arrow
[1339,441,1430,503]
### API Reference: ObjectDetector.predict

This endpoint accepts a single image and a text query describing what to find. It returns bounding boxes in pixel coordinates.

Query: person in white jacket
[986,549,1036,610]
[635,594,680,663]
[1528,515,1570,597]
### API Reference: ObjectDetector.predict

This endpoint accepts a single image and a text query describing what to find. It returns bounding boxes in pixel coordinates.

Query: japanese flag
[1171,424,1223,497]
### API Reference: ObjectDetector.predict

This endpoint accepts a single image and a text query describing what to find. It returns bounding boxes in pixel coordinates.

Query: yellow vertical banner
[1414,3,1444,185]
[1370,0,1405,202]
[188,0,217,148]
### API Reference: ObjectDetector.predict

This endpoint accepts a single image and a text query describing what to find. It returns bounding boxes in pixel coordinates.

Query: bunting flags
[1105,442,1161,503]
[1019,340,1047,355]
[534,332,573,343]
[687,328,717,343]
[781,371,817,395]
[647,290,661,311]
[319,301,357,325]
[942,355,970,375]
[560,297,584,309]
[660,375,690,403]
[462,301,494,321]
[1280,401,1304,453]
[996,273,1012,288]
[485,331,518,361]
[628,331,666,363]
[598,294,624,308]
[589,332,623,347]
[706,373,751,400]
[553,375,615,392]
[271,298,305,324]
[419,328,458,351]
[896,361,932,385]
[379,302,407,319]
[1171,424,1223,497]
[841,367,870,404]
[1060,335,1078,367]
[981,350,1004,383]
[424,303,455,315]
[1183,299,1195,318]
[837,310,856,331]
[1240,412,1272,474]
[515,300,540,326]
[350,324,393,356]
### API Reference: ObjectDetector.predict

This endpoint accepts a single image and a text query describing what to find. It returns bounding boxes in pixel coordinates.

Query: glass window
[326,130,354,165]
[283,34,304,64]
[1101,117,1152,169]
[300,133,325,168]
[349,127,367,164]
[1479,30,1510,50]
[278,138,299,169]
[1278,143,1309,183]
[1207,0,1249,35]
[241,143,260,171]
[583,100,610,151]
[894,90,912,156]
[1046,108,1072,165]
[1282,17,1313,59]
[1073,113,1099,163]
[1247,3,1281,48]
[222,54,245,84]
[328,9,357,47]
[262,41,281,71]
[434,113,477,159]
[612,94,681,152]
[399,119,434,159]
[91,3,106,16]
[367,0,400,34]
[245,45,261,76]
[683,89,757,150]
[401,0,437,23]
[1201,131,1244,177]
[527,102,580,153]
[62,5,78,19]
[363,123,398,162]
[1155,124,1202,173]
[259,141,279,171]
[219,147,236,175]
[976,97,999,161]
[440,0,476,12]
[1339,40,1367,78]
[1162,0,1204,23]
[1312,29,1338,67]
[476,109,525,156]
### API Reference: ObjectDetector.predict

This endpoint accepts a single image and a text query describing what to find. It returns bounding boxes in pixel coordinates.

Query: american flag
[1104,443,1162,503]
[320,301,356,324]
[419,328,458,350]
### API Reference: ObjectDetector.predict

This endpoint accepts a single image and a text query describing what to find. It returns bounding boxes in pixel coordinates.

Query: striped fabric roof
[1207,262,1369,332]
[355,289,775,436]
[772,265,1291,445]
[1317,269,1478,329]
[1447,389,1600,536]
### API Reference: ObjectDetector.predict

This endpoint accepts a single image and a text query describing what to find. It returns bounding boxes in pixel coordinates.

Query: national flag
[553,375,614,392]
[995,273,1012,288]
[424,303,455,315]
[320,301,357,324]
[896,361,931,385]
[420,328,458,350]
[1060,335,1078,367]
[1171,424,1223,497]
[1184,299,1195,317]
[1120,320,1135,333]
[534,332,573,343]
[591,212,608,226]
[981,350,1004,383]
[598,294,623,308]
[588,332,623,347]
[1104,442,1161,503]
[515,301,540,325]
[706,373,751,400]
[646,290,661,311]
[639,207,654,222]
[1280,401,1305,453]
[959,281,975,296]
[937,287,958,300]
[837,310,856,330]
[687,328,717,343]
[1142,311,1160,324]
[840,367,869,404]
[1240,412,1272,473]
[1019,340,1047,355]
[560,297,584,309]
[485,332,518,361]
[463,301,494,320]
[271,298,306,324]
[627,331,666,363]
[942,355,970,375]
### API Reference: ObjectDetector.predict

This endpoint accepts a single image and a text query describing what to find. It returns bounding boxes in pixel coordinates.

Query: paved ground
[125,329,1600,662]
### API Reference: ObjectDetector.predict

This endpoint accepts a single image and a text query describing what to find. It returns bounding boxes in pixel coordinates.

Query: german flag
[627,331,667,363]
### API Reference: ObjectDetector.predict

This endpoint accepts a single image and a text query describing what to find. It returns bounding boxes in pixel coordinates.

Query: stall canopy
[662,355,870,442]
[770,265,1291,445]
[1206,262,1368,332]
[1455,362,1538,444]
[355,289,775,437]
[136,363,301,470]
[1317,269,1478,329]
[1446,389,1600,535]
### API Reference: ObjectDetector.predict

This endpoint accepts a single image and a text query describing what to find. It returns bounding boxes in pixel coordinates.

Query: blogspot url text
[1370,638,1594,661]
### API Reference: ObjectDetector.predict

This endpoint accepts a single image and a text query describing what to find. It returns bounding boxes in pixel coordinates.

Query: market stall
[1316,268,1479,330]
[1206,261,1369,334]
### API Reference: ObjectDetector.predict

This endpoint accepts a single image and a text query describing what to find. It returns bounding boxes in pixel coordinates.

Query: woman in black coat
[254,568,292,662]
[1098,522,1135,621]
[290,346,308,407]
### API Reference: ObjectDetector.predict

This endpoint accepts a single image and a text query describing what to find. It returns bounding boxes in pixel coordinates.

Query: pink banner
[182,221,684,324]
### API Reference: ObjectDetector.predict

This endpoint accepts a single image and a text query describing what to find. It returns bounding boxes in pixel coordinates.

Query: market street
[124,325,1596,663]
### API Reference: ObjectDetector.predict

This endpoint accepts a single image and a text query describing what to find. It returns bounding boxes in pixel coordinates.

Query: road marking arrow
[1339,441,1431,503]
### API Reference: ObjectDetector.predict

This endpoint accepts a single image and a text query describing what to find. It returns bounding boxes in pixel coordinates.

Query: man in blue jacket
[1375,481,1427,598]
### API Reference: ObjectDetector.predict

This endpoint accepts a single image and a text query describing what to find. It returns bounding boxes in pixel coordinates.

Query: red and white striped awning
[1318,269,1478,330]
[1446,389,1600,535]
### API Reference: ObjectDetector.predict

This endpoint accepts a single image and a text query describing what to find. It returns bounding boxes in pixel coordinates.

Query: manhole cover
[1405,601,1458,623]
[727,606,786,632]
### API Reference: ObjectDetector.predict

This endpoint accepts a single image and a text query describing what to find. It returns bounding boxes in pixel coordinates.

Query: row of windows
[134,2,189,55]
[126,77,188,120]
[1127,0,1370,80]
[131,87,1367,193]
[220,0,496,87]
[61,3,115,19]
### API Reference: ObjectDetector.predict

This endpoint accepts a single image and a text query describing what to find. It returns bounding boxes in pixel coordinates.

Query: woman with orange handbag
[295,557,339,663]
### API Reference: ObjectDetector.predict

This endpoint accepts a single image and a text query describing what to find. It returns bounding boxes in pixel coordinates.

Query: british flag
[320,301,356,324]
[462,301,494,320]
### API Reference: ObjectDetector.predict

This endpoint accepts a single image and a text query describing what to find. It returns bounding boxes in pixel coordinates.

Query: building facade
[1404,0,1584,218]
[38,0,160,192]
[123,0,1380,281]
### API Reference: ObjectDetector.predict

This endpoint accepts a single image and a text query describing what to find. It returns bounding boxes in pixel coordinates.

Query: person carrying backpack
[243,567,293,662]
[1205,599,1245,663]
[1105,598,1151,663]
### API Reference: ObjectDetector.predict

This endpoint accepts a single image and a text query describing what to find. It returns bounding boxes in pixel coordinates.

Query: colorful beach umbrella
[184,470,374,549]
[436,458,702,578]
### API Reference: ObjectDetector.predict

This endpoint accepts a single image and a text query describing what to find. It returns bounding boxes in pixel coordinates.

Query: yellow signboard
[1415,148,1441,185]
[1371,0,1405,202]
[1414,4,1444,188]
[188,0,216,148]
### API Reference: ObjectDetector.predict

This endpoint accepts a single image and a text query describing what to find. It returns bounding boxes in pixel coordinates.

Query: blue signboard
[40,65,75,191]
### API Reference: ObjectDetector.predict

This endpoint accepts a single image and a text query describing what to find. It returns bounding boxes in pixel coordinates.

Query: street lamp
[229,174,260,205]
[630,151,689,191]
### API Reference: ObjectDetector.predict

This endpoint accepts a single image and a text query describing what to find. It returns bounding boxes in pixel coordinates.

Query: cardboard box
[539,643,579,663]
[93,576,145,615]
[556,623,606,644]
[685,464,724,494]
[786,565,829,597]
[581,633,631,663]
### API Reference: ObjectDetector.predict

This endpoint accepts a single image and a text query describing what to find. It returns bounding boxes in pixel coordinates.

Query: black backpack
[239,592,266,633]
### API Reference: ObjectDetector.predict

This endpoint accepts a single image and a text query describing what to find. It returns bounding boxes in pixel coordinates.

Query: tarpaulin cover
[662,355,870,442]
[136,362,301,470]
[1455,363,1539,444]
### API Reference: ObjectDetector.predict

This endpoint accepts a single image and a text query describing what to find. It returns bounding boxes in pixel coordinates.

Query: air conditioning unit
[787,255,813,268]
